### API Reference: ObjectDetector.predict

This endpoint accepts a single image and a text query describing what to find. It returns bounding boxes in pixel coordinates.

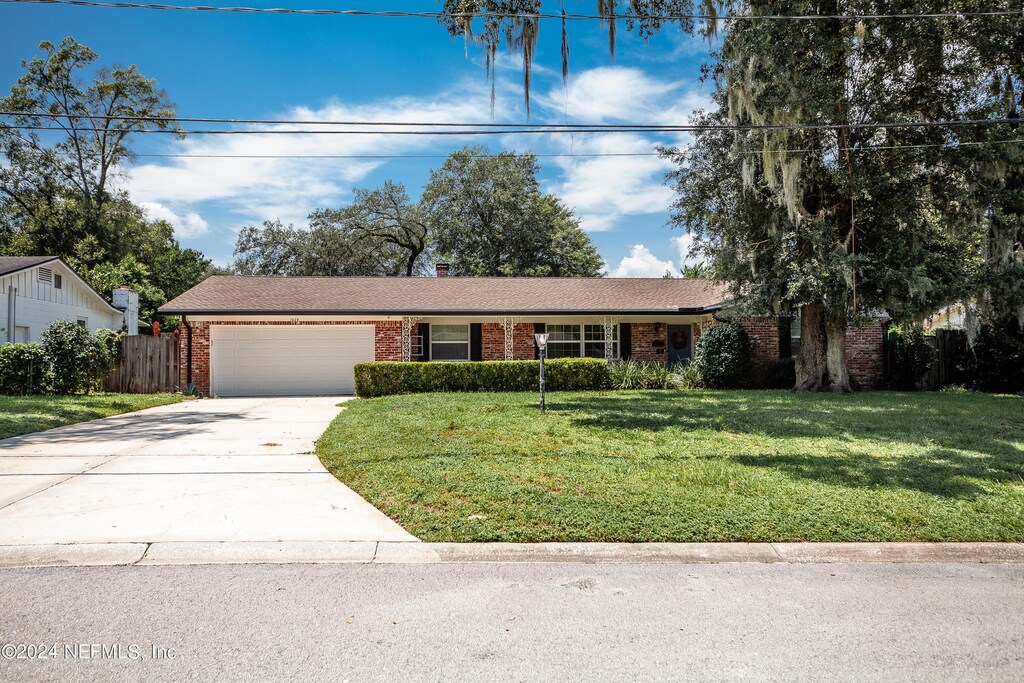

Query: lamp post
[534,333,549,413]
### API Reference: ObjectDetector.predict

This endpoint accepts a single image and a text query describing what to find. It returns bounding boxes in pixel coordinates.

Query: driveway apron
[0,397,416,544]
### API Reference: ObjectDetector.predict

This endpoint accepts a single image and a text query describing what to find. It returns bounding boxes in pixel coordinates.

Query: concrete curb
[0,543,148,567]
[2,541,1024,568]
[138,541,378,565]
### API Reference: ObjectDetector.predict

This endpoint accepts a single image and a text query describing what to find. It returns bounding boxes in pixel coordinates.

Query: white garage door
[210,325,375,396]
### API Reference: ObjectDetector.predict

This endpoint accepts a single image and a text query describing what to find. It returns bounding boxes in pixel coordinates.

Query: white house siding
[1,262,122,343]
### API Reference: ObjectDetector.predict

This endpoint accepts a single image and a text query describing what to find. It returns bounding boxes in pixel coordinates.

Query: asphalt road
[1,562,1022,682]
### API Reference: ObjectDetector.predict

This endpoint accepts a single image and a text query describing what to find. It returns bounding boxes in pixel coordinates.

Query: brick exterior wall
[179,319,402,395]
[737,316,885,389]
[513,323,536,360]
[178,315,885,395]
[481,322,504,360]
[183,320,211,395]
[846,319,885,389]
[374,320,403,362]
[629,322,668,362]
[479,322,541,360]
[737,317,781,386]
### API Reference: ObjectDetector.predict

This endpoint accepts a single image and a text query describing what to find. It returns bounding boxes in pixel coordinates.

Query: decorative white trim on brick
[498,316,520,361]
[401,316,422,362]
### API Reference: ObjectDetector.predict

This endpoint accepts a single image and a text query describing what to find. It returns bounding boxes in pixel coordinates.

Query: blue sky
[1,1,715,274]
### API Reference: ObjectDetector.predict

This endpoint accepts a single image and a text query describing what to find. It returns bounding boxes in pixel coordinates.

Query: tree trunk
[794,302,827,391]
[825,311,853,393]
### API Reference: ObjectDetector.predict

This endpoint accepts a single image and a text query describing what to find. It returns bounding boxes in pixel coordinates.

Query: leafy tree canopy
[0,38,209,320]
[233,181,431,277]
[235,147,605,278]
[439,2,1022,391]
[422,146,604,277]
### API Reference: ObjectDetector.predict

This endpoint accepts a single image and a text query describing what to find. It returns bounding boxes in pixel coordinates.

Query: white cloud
[140,201,210,239]
[537,66,681,123]
[548,133,677,232]
[673,233,702,267]
[122,83,504,231]
[529,67,711,233]
[117,65,711,241]
[609,244,676,278]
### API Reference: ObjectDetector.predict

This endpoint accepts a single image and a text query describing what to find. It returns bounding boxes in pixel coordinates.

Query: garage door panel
[210,325,374,396]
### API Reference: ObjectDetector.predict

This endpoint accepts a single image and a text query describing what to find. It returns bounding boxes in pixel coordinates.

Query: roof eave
[159,306,725,316]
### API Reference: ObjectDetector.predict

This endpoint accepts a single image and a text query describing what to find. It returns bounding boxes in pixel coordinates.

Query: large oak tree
[437,1,1023,391]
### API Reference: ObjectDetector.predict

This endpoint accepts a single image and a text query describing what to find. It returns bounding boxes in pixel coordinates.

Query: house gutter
[181,315,193,388]
[158,306,725,317]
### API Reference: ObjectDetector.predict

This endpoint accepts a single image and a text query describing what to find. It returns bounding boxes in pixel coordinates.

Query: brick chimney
[436,263,450,278]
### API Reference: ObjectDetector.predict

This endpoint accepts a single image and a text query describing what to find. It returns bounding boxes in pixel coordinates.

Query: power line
[136,152,663,159]
[0,110,775,129]
[1,0,1020,21]
[4,118,1023,135]
[129,139,1023,160]
[7,112,1024,133]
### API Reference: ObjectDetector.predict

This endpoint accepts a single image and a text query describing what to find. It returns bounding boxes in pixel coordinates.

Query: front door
[667,325,692,365]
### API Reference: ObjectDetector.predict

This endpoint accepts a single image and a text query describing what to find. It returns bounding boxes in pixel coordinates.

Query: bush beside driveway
[0,393,188,440]
[316,390,1024,543]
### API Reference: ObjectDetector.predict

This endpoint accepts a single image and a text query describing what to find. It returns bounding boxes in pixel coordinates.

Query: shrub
[609,359,677,389]
[0,343,46,395]
[888,326,935,390]
[38,320,112,394]
[83,333,112,391]
[671,362,703,390]
[94,328,125,363]
[969,318,1024,393]
[691,322,751,389]
[354,358,610,398]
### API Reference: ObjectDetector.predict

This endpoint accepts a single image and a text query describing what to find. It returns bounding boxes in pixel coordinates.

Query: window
[584,324,618,358]
[546,324,582,358]
[53,273,62,289]
[37,267,52,284]
[76,318,88,329]
[545,324,618,359]
[430,324,470,361]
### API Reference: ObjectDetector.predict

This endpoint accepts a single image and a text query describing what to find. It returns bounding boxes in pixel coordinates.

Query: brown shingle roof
[159,276,729,315]
[0,255,58,277]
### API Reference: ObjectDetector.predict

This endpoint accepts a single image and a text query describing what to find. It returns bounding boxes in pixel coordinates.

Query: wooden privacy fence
[104,334,180,393]
[885,328,969,390]
[923,328,970,390]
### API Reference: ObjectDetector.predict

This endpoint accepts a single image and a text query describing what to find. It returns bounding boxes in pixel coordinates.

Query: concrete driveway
[0,397,416,548]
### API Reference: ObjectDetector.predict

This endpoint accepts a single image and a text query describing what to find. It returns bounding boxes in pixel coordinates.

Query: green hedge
[691,322,751,389]
[0,343,46,395]
[354,358,611,398]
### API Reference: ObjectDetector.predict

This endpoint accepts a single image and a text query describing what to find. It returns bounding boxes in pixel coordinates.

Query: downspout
[181,315,193,388]
[6,286,15,344]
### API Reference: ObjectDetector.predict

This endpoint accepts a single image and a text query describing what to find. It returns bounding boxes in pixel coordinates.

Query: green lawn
[0,393,189,440]
[316,390,1024,542]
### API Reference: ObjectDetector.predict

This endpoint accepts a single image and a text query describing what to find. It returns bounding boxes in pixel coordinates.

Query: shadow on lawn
[552,391,1024,499]
[731,449,1024,499]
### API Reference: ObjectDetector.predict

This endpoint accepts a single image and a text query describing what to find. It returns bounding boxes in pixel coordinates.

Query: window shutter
[417,322,430,361]
[533,322,546,359]
[620,323,632,360]
[470,323,483,361]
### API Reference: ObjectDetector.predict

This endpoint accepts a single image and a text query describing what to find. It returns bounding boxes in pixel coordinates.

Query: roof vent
[37,266,52,284]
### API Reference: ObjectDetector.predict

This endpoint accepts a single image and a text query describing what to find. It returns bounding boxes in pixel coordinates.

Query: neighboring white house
[1,256,127,344]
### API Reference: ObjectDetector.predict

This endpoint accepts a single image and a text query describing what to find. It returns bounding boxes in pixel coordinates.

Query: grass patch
[0,393,189,439]
[316,390,1024,542]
